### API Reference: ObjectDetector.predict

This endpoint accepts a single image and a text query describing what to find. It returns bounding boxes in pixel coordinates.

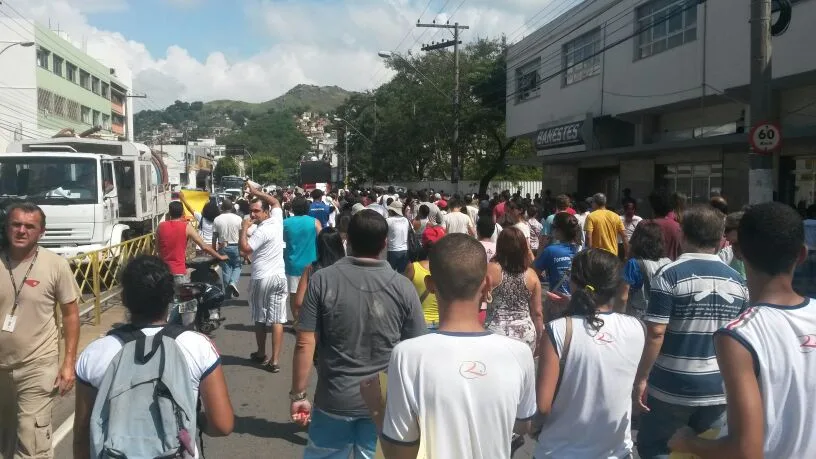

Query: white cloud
[11,0,565,111]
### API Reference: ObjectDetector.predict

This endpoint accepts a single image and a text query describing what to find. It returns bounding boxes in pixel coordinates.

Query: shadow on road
[220,354,265,369]
[224,323,257,332]
[232,415,308,445]
[223,299,249,307]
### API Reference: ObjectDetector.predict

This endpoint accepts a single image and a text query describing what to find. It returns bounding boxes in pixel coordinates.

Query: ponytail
[567,286,605,332]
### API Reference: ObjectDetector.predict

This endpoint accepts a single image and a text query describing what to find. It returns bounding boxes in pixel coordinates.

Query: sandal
[264,361,281,373]
[250,352,266,363]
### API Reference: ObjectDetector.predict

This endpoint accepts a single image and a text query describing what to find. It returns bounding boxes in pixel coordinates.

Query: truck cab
[2,138,170,257]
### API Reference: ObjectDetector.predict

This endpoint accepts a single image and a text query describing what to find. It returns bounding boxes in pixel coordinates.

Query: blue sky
[86,0,254,61]
[12,0,569,108]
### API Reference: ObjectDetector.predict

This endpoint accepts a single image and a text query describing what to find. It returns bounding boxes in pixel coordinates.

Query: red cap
[422,226,446,248]
[437,199,448,209]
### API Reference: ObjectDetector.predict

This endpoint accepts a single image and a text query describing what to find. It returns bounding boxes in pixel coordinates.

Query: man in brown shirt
[0,202,80,459]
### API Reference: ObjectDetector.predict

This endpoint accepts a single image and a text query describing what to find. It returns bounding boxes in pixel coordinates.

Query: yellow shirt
[585,209,624,256]
[410,262,439,325]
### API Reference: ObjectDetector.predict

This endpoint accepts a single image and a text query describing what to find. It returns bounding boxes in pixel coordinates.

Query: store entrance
[578,167,620,208]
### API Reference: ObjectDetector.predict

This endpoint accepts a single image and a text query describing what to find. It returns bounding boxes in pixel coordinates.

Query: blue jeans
[304,409,376,459]
[636,396,726,459]
[387,250,409,273]
[220,245,242,296]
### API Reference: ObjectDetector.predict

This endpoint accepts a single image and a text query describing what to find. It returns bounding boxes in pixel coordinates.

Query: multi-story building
[0,18,134,153]
[507,0,816,212]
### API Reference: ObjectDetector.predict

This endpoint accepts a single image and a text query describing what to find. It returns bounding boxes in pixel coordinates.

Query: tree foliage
[335,37,537,194]
[213,156,239,182]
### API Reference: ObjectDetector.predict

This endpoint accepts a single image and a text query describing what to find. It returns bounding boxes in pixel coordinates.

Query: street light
[0,41,35,56]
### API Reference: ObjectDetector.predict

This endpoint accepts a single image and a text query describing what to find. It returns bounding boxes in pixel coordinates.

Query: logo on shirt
[593,332,615,345]
[799,334,816,353]
[459,361,488,379]
[24,279,40,287]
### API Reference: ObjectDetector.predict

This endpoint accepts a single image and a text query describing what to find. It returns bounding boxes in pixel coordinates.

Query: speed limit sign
[749,122,782,154]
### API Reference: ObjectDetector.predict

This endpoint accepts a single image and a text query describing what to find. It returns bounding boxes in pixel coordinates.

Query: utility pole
[749,0,774,204]
[417,21,469,192]
[344,129,349,189]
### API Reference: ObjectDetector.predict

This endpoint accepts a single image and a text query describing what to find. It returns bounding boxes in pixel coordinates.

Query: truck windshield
[0,157,98,205]
[221,176,244,190]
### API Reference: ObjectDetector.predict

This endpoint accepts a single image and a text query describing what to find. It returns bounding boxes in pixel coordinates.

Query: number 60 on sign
[749,122,782,154]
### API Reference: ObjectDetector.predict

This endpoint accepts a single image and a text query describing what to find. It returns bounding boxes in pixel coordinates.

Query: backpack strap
[107,324,144,345]
[419,290,430,304]
[636,259,651,296]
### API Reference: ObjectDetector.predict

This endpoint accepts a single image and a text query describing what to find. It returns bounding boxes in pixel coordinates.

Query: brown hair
[492,226,529,275]
[555,194,571,210]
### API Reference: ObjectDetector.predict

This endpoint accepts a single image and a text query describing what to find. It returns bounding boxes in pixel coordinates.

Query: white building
[507,0,816,211]
[0,18,134,153]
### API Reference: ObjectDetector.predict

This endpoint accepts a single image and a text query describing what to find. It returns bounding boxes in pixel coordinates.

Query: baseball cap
[351,203,365,215]
[388,200,403,214]
[422,225,446,248]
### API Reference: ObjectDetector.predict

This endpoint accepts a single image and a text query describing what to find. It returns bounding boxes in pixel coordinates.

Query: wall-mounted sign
[535,121,585,150]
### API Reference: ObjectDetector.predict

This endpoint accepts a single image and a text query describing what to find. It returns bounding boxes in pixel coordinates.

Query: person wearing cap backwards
[386,199,411,272]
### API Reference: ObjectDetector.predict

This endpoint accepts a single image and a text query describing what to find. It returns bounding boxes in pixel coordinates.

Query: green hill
[134,84,353,140]
[204,84,353,115]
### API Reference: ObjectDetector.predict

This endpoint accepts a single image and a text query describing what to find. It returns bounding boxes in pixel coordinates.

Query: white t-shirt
[489,223,503,244]
[513,221,531,241]
[620,215,643,243]
[535,314,645,458]
[212,212,242,245]
[576,212,589,246]
[718,299,816,458]
[444,211,473,235]
[382,331,536,459]
[249,208,285,279]
[76,327,221,458]
[386,216,410,252]
[194,212,214,244]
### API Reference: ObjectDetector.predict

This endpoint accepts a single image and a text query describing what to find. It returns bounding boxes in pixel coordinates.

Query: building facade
[0,18,134,153]
[507,0,816,213]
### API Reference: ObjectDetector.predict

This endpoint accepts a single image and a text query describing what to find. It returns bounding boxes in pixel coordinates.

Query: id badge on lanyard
[3,249,39,333]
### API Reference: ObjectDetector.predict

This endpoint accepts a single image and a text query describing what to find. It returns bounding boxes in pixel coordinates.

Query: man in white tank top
[669,203,816,458]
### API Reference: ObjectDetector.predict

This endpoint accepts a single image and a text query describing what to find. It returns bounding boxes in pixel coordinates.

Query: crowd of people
[0,182,815,459]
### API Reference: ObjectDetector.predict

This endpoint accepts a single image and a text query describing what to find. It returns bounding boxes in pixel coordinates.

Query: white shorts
[249,274,288,325]
[287,275,301,294]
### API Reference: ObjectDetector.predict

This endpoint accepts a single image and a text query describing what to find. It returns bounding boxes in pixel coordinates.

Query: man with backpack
[73,255,234,458]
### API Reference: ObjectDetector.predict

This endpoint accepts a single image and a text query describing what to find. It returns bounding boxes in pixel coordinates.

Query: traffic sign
[749,122,782,154]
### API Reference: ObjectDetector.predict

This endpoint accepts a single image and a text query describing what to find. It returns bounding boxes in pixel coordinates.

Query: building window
[516,58,541,102]
[37,88,54,113]
[66,100,80,122]
[91,77,100,95]
[66,62,77,83]
[101,82,110,99]
[53,95,67,118]
[80,70,91,90]
[92,110,101,126]
[563,28,601,86]
[662,163,722,203]
[101,114,111,130]
[81,106,91,124]
[637,0,698,59]
[36,47,50,70]
[52,55,64,77]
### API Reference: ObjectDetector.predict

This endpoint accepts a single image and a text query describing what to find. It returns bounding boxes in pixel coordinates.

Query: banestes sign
[535,121,584,150]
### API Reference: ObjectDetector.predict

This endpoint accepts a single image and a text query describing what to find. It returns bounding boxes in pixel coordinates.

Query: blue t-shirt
[282,215,318,276]
[309,201,332,227]
[533,242,578,295]
[623,258,644,289]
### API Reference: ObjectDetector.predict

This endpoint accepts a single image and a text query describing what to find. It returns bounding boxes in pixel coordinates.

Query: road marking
[52,412,74,448]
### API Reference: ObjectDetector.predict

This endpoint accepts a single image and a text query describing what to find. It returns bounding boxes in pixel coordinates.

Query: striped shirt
[644,253,749,406]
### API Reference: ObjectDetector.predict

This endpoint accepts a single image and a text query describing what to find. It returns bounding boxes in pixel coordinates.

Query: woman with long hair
[484,227,543,353]
[534,249,646,459]
[180,192,220,247]
[534,213,582,320]
[402,237,439,329]
[293,228,346,321]
[622,221,671,318]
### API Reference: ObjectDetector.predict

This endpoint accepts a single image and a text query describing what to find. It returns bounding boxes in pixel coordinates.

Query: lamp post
[0,41,35,57]
[334,118,350,189]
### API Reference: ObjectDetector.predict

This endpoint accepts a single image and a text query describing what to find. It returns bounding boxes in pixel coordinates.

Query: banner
[179,190,210,220]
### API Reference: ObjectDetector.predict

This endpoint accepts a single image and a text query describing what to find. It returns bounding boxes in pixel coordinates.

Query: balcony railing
[111,101,124,115]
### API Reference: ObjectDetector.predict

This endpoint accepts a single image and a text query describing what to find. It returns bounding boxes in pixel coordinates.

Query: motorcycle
[170,256,226,334]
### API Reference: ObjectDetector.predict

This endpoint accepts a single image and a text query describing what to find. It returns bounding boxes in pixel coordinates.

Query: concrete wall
[507,0,816,138]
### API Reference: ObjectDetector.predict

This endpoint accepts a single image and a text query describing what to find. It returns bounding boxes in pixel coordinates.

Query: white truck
[1,137,171,257]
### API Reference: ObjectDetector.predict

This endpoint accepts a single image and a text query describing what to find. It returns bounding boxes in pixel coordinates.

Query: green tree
[213,156,239,182]
[249,156,287,185]
[218,109,311,174]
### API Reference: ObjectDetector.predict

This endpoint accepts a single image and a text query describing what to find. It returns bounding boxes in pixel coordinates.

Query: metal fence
[64,233,155,325]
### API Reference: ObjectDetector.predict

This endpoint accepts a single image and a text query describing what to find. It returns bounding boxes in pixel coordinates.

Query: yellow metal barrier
[65,233,156,325]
